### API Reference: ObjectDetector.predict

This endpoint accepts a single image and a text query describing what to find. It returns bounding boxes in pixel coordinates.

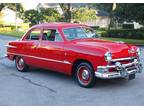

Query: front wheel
[15,56,29,72]
[75,62,96,88]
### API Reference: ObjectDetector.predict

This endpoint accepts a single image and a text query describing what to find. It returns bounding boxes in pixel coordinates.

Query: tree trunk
[0,4,5,12]
[59,3,71,22]
[108,12,113,30]
[67,3,71,22]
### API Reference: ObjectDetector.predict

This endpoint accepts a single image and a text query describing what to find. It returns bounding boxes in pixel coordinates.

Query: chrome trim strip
[111,57,134,62]
[5,45,17,48]
[98,60,138,69]
[7,52,71,65]
[95,69,138,79]
[95,72,121,79]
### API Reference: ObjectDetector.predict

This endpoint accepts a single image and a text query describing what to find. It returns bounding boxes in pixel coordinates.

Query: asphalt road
[0,35,144,106]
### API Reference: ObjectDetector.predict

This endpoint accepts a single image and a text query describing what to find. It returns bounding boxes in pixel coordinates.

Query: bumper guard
[95,58,143,79]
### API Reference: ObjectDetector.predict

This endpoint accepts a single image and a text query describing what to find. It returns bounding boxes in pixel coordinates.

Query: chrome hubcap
[82,69,90,80]
[18,58,24,66]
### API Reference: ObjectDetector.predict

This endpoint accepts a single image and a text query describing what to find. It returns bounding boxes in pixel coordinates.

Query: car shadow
[27,67,131,89]
[94,78,130,88]
[0,58,133,89]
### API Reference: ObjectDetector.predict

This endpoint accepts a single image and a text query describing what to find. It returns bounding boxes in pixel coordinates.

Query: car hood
[71,38,133,58]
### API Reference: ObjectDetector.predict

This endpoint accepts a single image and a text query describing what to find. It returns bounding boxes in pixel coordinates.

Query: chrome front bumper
[95,58,143,79]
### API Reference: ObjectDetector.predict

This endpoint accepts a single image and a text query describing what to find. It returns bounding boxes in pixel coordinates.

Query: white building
[36,3,63,15]
[123,21,143,29]
[82,10,110,28]
[0,7,23,26]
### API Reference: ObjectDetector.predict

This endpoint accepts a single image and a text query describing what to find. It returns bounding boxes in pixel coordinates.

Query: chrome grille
[110,57,137,72]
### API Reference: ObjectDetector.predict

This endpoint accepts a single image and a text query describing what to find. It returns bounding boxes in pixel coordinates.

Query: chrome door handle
[32,45,37,49]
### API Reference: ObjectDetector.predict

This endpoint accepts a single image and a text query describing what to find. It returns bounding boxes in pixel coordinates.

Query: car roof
[31,22,89,29]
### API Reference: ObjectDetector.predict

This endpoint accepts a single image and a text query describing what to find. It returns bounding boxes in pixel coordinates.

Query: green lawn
[0,31,25,37]
[102,37,144,45]
[0,31,144,45]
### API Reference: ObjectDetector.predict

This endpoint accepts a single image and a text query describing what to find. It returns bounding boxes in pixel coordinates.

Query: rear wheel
[75,62,96,88]
[15,56,29,72]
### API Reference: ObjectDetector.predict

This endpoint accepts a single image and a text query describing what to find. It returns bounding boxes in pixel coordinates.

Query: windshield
[63,27,98,40]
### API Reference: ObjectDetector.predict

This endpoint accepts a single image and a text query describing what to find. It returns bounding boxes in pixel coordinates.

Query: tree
[90,3,144,27]
[40,8,60,22]
[114,4,144,25]
[23,8,60,26]
[0,3,5,12]
[59,3,71,22]
[72,7,97,23]
[0,3,24,30]
[23,9,40,26]
[0,3,24,15]
[89,3,115,30]
[90,3,113,12]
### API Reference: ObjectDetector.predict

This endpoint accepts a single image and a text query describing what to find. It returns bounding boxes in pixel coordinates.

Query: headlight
[105,52,112,62]
[136,48,141,56]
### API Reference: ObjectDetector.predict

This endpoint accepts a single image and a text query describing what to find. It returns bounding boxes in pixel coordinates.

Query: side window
[83,28,97,38]
[75,27,87,38]
[55,31,63,42]
[42,29,63,42]
[26,29,41,40]
[63,28,76,40]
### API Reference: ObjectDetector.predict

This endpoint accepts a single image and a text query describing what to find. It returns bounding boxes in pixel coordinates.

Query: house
[36,3,63,15]
[37,3,110,27]
[36,3,88,15]
[36,3,110,28]
[95,10,110,28]
[123,21,143,29]
[0,7,24,26]
[77,10,110,28]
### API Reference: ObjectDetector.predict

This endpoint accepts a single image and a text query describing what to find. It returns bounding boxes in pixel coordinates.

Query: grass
[101,37,144,45]
[0,31,25,38]
[0,31,144,45]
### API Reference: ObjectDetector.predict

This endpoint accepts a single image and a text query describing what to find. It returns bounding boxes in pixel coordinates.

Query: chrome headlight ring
[136,48,141,56]
[105,51,112,62]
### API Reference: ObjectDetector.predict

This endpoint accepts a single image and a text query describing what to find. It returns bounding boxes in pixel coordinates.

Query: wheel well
[72,59,93,76]
[13,55,17,60]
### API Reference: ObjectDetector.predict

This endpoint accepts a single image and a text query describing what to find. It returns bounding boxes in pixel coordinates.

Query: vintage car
[6,22,143,87]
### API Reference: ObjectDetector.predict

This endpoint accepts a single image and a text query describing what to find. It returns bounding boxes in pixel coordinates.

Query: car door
[22,27,43,66]
[36,28,68,73]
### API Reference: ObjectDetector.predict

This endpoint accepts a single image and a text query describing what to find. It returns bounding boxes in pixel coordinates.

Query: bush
[0,27,12,32]
[0,25,15,32]
[101,29,144,39]
[90,26,99,30]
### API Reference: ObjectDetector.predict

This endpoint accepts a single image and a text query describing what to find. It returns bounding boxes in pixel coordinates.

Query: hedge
[101,29,144,39]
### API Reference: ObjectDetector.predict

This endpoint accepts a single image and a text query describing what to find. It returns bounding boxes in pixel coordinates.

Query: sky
[22,1,39,10]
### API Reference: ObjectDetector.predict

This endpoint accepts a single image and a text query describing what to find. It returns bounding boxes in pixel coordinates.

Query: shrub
[90,26,99,30]
[0,27,12,32]
[101,29,144,39]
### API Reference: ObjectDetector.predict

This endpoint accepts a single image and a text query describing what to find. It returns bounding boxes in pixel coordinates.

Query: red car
[6,22,143,87]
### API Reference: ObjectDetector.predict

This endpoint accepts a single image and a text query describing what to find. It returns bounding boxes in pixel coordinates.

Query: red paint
[6,22,139,75]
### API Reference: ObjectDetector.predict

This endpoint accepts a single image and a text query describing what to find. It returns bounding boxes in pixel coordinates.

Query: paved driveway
[0,35,144,106]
